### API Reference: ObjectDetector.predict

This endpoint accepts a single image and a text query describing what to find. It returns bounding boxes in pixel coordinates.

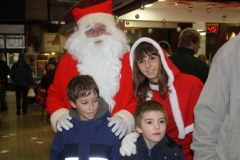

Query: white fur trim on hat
[50,108,69,132]
[113,110,135,134]
[130,37,186,139]
[77,13,115,31]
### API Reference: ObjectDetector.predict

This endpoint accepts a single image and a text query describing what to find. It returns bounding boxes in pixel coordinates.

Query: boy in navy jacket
[120,100,185,160]
[50,75,120,160]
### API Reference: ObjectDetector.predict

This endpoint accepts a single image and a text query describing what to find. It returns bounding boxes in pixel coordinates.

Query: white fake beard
[65,27,129,111]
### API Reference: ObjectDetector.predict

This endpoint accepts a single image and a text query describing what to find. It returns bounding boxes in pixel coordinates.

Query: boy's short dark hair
[67,75,99,103]
[134,100,168,128]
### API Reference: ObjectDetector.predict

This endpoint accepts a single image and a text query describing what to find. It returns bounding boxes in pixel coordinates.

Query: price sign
[206,24,219,33]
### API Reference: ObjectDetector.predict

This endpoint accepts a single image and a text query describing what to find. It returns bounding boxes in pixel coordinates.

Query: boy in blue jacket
[120,100,185,160]
[50,75,120,160]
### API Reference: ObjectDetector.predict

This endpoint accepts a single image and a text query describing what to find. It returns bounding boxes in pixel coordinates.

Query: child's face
[136,111,167,149]
[137,54,161,83]
[69,91,99,121]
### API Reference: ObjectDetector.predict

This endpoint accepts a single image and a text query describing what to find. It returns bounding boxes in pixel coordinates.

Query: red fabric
[46,52,137,116]
[72,0,112,22]
[150,58,203,160]
[36,88,47,107]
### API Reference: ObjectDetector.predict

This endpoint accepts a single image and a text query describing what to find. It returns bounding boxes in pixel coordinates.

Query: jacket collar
[176,47,195,56]
[137,135,168,157]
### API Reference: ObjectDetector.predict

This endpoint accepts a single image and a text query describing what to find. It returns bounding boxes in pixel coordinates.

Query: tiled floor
[0,91,55,160]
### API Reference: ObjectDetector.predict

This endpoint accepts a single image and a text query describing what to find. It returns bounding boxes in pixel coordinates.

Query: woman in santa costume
[46,0,137,139]
[120,37,203,160]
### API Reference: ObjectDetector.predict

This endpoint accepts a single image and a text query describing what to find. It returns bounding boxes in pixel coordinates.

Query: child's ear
[69,100,76,108]
[135,126,142,134]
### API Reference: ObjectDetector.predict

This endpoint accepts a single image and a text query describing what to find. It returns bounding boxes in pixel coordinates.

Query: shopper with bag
[10,53,34,115]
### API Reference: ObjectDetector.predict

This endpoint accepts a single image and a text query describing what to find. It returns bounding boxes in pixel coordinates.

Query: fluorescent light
[145,4,153,7]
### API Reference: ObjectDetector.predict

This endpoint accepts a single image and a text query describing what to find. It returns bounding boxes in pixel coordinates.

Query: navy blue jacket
[50,110,120,160]
[10,59,34,86]
[120,135,186,160]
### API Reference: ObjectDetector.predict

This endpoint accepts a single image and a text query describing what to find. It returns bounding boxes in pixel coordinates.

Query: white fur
[50,108,69,132]
[77,13,115,31]
[65,23,130,112]
[113,110,135,134]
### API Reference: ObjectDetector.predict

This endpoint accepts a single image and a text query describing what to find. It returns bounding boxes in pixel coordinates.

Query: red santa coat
[150,72,202,160]
[130,37,203,160]
[46,52,137,132]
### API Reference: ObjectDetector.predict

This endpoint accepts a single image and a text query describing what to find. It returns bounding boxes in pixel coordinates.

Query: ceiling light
[140,4,145,10]
[162,18,167,24]
[135,14,139,19]
[145,4,153,8]
[176,26,181,32]
[222,13,227,18]
[148,28,153,34]
[206,5,211,11]
[189,4,193,9]
[126,21,130,25]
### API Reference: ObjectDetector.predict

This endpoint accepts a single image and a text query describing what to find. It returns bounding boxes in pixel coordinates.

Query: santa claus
[46,0,136,138]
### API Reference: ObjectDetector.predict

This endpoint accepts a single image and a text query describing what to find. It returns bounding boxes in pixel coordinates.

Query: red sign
[206,24,219,33]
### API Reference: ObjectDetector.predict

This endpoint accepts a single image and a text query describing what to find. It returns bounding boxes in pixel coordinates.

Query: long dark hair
[132,42,169,102]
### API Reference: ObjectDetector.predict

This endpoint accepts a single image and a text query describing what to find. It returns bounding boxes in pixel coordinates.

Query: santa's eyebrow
[84,23,95,32]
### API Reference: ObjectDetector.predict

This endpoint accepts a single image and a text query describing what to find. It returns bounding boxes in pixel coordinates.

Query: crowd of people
[1,0,238,159]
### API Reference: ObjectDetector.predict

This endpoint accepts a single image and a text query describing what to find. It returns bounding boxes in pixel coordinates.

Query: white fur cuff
[50,108,69,132]
[113,110,134,134]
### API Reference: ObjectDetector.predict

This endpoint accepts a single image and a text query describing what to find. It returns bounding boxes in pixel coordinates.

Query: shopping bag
[27,88,36,98]
[36,88,47,107]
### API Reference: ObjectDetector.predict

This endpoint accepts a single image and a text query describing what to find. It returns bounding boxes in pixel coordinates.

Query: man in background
[169,28,209,83]
[10,54,34,115]
[0,58,10,111]
[191,34,240,160]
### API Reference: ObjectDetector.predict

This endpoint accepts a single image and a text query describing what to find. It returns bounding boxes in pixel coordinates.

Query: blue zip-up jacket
[9,59,34,86]
[50,108,120,160]
[120,135,186,160]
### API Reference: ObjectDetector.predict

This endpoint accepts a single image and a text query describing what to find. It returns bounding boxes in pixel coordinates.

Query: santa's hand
[107,116,127,139]
[120,132,139,156]
[56,113,73,132]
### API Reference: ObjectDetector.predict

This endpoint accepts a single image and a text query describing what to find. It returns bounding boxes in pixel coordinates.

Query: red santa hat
[72,0,114,31]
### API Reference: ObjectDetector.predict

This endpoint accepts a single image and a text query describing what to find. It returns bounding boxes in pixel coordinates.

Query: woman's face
[137,54,160,83]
